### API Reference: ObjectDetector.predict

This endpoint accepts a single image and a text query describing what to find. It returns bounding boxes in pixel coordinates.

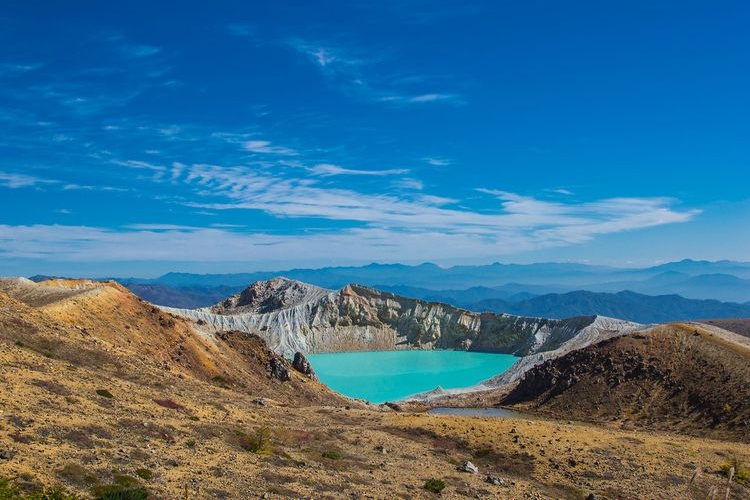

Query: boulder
[267,357,290,381]
[457,461,479,474]
[292,352,318,380]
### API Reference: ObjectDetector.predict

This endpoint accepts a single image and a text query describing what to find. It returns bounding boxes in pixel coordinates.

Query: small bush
[10,432,32,444]
[321,450,342,460]
[90,475,147,500]
[0,477,20,497]
[721,456,749,485]
[238,425,271,454]
[59,463,90,485]
[187,416,200,421]
[134,469,152,481]
[96,389,113,399]
[0,476,79,499]
[424,478,446,494]
[90,484,148,500]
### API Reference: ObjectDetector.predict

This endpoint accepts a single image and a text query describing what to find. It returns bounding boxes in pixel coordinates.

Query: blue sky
[1,0,748,277]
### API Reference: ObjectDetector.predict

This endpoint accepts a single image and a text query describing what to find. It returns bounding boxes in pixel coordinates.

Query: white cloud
[243,140,298,156]
[286,39,361,71]
[164,163,698,246]
[285,38,462,106]
[423,157,451,166]
[309,163,408,177]
[394,178,424,190]
[0,171,57,189]
[409,93,457,103]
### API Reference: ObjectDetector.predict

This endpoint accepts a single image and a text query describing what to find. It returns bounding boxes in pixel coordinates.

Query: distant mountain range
[29,259,750,322]
[469,290,750,324]
[94,259,750,303]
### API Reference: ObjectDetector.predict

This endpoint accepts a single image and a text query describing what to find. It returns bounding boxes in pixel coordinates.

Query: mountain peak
[209,277,330,314]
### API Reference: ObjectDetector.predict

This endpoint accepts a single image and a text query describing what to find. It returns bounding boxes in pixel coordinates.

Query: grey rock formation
[210,277,329,314]
[163,278,638,359]
[457,461,479,473]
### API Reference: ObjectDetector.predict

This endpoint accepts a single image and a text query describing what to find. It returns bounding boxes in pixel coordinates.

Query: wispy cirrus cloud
[283,37,463,106]
[243,140,298,156]
[423,157,452,166]
[408,93,460,103]
[161,162,698,244]
[308,163,408,177]
[0,171,57,188]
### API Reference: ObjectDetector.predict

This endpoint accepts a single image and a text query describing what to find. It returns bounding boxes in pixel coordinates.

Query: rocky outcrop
[210,277,329,314]
[267,357,290,381]
[292,352,317,380]
[163,278,641,358]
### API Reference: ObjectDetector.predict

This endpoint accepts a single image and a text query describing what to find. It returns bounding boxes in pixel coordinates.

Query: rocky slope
[164,278,640,358]
[501,322,750,442]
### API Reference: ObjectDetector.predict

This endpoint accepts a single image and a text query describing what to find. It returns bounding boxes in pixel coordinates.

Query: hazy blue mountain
[124,284,244,309]
[471,290,750,323]
[592,273,750,302]
[113,259,750,302]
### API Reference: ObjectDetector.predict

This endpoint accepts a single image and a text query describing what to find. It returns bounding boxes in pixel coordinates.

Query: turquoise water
[307,350,518,403]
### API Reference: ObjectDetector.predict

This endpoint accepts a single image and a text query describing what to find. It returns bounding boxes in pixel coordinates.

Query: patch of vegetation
[9,432,32,444]
[423,478,446,494]
[134,469,152,481]
[0,477,20,498]
[58,463,96,486]
[721,456,749,485]
[185,439,196,448]
[321,450,342,460]
[152,398,183,410]
[187,416,200,421]
[237,425,271,454]
[90,475,147,500]
[95,389,113,399]
[0,476,79,499]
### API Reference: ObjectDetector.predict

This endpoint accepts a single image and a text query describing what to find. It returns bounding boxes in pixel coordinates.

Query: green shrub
[0,477,79,499]
[91,476,147,500]
[0,477,21,497]
[95,389,113,399]
[423,478,446,494]
[321,450,342,460]
[134,469,152,481]
[237,425,271,454]
[721,456,749,485]
[58,463,88,485]
[185,439,196,448]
